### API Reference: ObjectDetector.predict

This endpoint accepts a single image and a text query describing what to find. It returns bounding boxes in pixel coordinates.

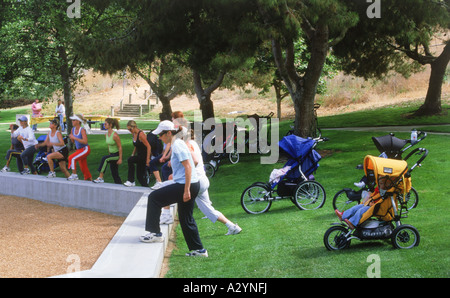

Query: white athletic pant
[157,174,223,223]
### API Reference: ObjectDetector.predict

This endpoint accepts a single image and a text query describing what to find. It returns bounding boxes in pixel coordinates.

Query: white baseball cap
[152,120,175,135]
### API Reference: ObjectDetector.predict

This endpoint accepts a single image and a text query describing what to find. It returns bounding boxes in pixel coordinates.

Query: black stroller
[202,121,240,178]
[332,130,426,212]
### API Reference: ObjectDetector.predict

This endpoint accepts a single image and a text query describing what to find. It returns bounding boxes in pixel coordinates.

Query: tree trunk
[271,24,329,138]
[57,45,74,148]
[414,43,450,116]
[159,96,173,120]
[193,69,225,122]
[199,94,215,121]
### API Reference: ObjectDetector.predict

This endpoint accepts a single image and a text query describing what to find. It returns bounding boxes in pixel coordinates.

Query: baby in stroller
[324,148,427,250]
[335,174,393,229]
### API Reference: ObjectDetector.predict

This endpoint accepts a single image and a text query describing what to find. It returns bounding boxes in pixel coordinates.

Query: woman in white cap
[14,115,38,174]
[175,118,242,236]
[67,114,92,181]
[140,120,207,257]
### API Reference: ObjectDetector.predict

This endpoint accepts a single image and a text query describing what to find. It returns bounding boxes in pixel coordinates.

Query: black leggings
[127,155,148,186]
[145,182,202,251]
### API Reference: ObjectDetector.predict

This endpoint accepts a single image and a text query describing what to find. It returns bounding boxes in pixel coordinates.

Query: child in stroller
[241,134,328,214]
[324,148,428,250]
[332,130,426,212]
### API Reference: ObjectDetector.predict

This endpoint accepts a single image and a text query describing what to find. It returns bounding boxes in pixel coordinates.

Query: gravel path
[0,195,124,278]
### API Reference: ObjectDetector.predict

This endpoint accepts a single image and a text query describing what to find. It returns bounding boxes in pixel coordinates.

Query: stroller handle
[401,131,427,152]
[405,147,428,177]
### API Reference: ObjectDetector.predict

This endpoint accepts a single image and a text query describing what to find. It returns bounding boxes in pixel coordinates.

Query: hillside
[29,66,450,119]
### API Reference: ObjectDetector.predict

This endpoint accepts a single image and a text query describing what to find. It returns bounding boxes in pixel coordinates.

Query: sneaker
[186,249,208,257]
[151,181,163,190]
[20,168,31,175]
[67,174,78,181]
[354,181,366,188]
[124,181,135,187]
[93,177,104,183]
[47,171,56,178]
[140,232,164,243]
[0,166,10,173]
[225,224,242,235]
[160,213,174,225]
[335,209,343,221]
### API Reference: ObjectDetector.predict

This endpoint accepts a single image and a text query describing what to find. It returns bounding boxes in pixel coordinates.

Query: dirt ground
[0,195,124,278]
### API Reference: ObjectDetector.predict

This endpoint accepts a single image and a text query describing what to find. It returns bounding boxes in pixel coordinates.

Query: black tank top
[133,130,147,159]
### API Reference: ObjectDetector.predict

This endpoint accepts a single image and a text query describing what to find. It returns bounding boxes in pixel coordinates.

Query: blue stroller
[241,135,328,214]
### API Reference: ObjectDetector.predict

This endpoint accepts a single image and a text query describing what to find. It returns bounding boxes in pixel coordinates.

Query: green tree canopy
[334,0,450,116]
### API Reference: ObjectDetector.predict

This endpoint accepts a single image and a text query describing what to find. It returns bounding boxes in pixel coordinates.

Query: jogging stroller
[324,147,428,250]
[202,121,241,178]
[241,134,328,214]
[332,130,426,212]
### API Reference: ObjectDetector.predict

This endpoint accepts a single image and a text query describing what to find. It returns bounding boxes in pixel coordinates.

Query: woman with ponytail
[93,118,123,184]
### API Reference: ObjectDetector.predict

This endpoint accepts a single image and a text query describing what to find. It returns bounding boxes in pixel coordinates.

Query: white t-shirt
[188,139,206,178]
[55,103,65,116]
[12,126,38,149]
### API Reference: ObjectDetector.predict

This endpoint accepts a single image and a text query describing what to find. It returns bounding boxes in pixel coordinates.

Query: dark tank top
[133,130,147,159]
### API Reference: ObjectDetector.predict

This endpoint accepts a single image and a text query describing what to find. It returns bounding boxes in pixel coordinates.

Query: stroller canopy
[278,135,321,180]
[372,135,408,159]
[363,155,408,180]
[279,135,315,159]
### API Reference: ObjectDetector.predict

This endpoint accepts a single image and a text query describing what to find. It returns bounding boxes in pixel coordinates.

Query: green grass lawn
[1,105,449,278]
[164,129,449,278]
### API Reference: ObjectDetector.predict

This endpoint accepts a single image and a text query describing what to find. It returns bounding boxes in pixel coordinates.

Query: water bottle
[411,129,418,145]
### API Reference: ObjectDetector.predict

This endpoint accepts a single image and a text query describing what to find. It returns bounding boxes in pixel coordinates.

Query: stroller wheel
[228,149,239,164]
[204,163,215,178]
[332,189,360,212]
[391,224,420,249]
[403,187,419,210]
[241,183,272,214]
[324,225,351,251]
[293,180,326,210]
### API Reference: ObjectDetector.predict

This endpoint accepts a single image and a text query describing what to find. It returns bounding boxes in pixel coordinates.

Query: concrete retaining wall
[0,172,149,216]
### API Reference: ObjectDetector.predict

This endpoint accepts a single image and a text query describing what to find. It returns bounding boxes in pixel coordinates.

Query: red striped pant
[68,145,92,180]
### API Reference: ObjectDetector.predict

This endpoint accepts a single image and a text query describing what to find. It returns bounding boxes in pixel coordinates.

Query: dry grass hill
[38,66,449,120]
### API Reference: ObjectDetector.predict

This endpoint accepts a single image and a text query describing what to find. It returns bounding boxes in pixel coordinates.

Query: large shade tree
[334,0,450,116]
[76,0,263,121]
[257,0,358,137]
[0,0,122,137]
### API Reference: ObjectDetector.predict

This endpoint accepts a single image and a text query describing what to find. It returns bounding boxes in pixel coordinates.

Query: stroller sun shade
[278,135,321,179]
[372,135,408,159]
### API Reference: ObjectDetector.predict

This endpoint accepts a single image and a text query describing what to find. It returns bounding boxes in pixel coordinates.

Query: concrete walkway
[325,124,450,135]
[0,172,175,278]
